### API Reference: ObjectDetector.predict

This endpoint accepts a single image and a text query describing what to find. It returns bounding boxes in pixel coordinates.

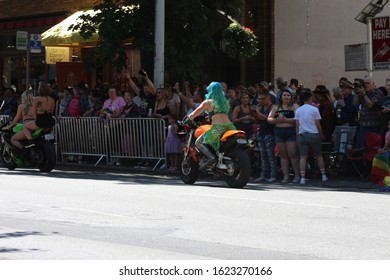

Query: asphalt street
[0,164,389,260]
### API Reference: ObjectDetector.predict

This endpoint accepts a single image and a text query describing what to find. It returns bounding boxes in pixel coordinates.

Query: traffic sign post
[15,31,43,90]
[16,31,28,51]
[30,34,42,53]
[372,16,390,70]
[16,31,31,89]
[26,32,30,89]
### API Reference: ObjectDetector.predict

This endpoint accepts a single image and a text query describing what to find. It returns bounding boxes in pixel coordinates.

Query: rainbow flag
[370,153,390,186]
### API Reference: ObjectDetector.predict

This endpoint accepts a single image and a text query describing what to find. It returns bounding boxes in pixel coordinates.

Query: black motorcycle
[0,121,56,172]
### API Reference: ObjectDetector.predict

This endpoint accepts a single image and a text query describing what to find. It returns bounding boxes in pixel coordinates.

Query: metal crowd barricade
[107,117,166,169]
[0,115,10,125]
[57,117,108,165]
[57,117,166,169]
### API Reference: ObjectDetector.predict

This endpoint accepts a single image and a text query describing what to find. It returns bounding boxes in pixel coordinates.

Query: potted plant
[220,23,259,59]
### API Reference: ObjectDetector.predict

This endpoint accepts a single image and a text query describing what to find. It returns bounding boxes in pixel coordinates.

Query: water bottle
[336,106,342,119]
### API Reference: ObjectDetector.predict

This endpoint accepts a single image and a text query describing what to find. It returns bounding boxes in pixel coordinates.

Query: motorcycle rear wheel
[0,143,16,170]
[179,157,199,184]
[224,149,251,188]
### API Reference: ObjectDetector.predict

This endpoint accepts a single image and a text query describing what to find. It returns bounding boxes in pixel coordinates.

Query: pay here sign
[372,16,390,70]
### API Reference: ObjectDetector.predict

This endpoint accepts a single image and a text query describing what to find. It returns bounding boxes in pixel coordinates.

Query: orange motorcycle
[179,119,251,188]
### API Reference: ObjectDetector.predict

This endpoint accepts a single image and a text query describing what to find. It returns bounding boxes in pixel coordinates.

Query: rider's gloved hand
[2,124,13,131]
[182,116,191,125]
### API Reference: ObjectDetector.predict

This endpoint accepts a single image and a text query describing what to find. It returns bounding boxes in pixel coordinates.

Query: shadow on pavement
[0,162,386,194]
[0,231,43,239]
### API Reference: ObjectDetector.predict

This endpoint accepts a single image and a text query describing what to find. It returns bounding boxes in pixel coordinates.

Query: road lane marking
[181,193,345,209]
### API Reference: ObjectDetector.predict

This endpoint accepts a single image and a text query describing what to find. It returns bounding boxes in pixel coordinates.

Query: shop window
[0,35,16,51]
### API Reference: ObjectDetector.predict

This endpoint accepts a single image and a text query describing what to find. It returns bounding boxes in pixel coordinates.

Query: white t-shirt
[133,95,142,107]
[294,104,321,134]
[172,93,181,104]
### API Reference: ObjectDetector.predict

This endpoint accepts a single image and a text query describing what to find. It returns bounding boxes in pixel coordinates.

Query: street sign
[16,31,28,50]
[30,34,42,53]
[344,43,367,71]
[372,16,390,70]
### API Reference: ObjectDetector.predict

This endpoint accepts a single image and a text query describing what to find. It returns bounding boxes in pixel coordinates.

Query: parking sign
[16,31,28,50]
[372,16,390,70]
[30,34,42,53]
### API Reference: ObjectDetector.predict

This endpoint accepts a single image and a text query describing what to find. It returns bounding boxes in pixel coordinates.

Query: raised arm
[126,72,140,96]
[144,73,156,95]
[184,81,193,98]
[178,91,195,110]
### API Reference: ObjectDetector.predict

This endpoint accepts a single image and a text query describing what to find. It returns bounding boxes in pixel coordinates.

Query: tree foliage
[69,0,242,82]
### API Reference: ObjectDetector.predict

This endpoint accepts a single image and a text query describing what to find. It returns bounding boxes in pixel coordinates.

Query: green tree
[70,0,244,82]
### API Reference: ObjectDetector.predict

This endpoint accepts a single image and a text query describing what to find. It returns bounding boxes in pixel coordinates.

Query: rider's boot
[25,139,35,148]
[198,144,217,169]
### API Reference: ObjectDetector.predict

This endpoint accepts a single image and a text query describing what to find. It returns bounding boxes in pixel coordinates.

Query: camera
[138,69,147,77]
[353,81,364,90]
[353,79,365,90]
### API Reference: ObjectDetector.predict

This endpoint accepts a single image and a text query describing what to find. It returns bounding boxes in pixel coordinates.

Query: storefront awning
[41,10,99,47]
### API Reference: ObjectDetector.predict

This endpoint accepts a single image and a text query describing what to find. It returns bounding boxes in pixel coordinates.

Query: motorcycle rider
[185,81,236,169]
[22,82,56,148]
[2,91,35,150]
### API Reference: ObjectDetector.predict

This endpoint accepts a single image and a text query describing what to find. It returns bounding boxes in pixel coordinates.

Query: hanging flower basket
[220,23,259,59]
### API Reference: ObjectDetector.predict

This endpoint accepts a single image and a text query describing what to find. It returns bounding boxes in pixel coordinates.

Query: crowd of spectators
[1,72,389,180]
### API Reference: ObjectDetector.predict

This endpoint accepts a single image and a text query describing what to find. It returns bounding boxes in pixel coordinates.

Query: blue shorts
[274,126,296,143]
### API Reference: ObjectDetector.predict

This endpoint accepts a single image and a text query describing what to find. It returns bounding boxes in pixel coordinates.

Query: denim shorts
[274,126,296,143]
[297,133,322,156]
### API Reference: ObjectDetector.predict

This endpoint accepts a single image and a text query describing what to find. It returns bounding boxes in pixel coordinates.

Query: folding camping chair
[324,126,358,176]
[345,132,382,181]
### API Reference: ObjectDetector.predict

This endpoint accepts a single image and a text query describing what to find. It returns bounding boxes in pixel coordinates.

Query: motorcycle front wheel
[35,141,56,172]
[224,149,251,188]
[179,157,199,184]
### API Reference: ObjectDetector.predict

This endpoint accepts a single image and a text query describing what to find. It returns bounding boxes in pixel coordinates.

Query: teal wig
[205,82,228,114]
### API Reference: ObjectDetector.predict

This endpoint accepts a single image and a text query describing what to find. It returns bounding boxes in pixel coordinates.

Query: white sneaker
[254,176,266,182]
[160,163,166,169]
[322,175,328,182]
[292,177,300,184]
[300,178,306,185]
[267,177,276,183]
[282,177,290,183]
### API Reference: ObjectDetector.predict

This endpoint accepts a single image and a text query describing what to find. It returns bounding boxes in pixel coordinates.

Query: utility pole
[154,0,165,88]
[240,0,246,84]
[367,17,373,76]
[26,32,30,89]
